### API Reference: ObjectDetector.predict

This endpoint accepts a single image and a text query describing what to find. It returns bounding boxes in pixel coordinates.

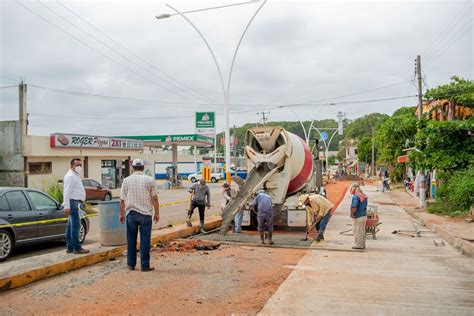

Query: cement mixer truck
[219,126,324,234]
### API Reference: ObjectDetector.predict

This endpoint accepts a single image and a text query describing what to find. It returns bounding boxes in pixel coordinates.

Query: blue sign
[321,131,328,141]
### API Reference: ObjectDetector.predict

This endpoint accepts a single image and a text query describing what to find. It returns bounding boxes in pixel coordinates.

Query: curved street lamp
[156,0,266,182]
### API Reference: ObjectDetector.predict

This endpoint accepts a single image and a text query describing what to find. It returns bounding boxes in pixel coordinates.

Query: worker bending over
[251,188,274,245]
[299,193,334,242]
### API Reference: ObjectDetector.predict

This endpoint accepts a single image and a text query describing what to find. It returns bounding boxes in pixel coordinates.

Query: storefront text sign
[50,134,144,150]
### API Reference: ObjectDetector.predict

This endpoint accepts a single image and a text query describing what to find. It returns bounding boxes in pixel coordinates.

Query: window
[89,180,101,187]
[5,191,31,212]
[28,162,52,175]
[82,180,92,187]
[27,191,58,210]
[0,195,10,212]
[101,160,116,167]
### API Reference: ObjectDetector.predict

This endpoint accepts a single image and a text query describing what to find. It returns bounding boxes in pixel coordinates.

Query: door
[82,179,95,201]
[3,191,38,241]
[27,191,66,238]
[88,179,103,200]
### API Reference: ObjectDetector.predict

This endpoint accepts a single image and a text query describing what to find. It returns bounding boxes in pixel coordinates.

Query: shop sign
[50,133,143,150]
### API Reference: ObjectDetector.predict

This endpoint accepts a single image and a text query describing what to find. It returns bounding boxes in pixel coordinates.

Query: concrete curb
[0,216,222,292]
[406,209,473,257]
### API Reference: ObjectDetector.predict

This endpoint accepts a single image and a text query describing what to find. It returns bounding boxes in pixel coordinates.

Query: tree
[357,136,374,164]
[344,113,389,140]
[425,76,474,109]
[375,107,418,181]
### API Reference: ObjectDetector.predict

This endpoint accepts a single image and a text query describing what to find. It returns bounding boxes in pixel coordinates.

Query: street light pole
[162,1,266,182]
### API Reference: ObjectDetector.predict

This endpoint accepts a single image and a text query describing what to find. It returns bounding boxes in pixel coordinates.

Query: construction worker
[298,193,334,242]
[220,182,240,232]
[251,188,274,245]
[350,182,368,250]
[187,179,211,233]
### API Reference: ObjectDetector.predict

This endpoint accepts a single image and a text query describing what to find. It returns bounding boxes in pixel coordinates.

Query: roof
[117,134,214,147]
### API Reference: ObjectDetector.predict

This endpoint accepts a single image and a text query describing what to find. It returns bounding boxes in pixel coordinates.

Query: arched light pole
[157,1,266,182]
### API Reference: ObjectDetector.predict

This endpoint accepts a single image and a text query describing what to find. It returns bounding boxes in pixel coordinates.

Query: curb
[0,217,222,292]
[406,209,473,257]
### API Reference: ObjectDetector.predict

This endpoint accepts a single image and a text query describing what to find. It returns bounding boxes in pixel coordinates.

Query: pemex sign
[195,112,215,136]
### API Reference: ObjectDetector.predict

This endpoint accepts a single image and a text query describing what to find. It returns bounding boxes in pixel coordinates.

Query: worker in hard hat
[299,193,334,242]
[251,188,274,245]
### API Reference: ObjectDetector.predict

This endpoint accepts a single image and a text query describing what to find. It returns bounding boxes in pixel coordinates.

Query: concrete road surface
[259,184,474,315]
[8,183,224,261]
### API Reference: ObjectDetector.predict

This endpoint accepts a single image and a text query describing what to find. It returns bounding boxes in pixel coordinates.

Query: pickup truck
[187,172,224,183]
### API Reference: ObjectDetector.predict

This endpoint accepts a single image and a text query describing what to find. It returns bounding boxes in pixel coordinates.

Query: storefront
[22,133,143,195]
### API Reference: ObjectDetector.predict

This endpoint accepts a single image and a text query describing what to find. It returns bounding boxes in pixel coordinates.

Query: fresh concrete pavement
[259,184,474,315]
[8,182,224,261]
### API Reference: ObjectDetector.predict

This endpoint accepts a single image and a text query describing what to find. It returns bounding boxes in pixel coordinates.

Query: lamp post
[156,1,266,182]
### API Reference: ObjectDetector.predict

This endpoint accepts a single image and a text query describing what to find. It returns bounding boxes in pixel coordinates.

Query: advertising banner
[50,133,144,150]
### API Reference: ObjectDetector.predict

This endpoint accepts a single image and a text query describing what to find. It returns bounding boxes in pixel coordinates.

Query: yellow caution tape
[0,198,193,229]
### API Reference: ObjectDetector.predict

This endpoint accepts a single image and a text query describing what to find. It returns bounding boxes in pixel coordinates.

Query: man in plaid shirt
[119,159,160,272]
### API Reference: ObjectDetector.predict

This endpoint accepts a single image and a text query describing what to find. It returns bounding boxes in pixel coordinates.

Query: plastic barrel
[98,200,126,246]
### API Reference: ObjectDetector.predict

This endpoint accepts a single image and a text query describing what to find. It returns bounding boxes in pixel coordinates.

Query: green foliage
[344,113,389,140]
[46,184,63,204]
[425,76,474,108]
[357,136,374,164]
[375,108,418,181]
[428,167,474,216]
[409,118,474,171]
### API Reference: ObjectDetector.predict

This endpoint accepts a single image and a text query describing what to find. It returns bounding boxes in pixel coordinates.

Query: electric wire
[55,0,216,104]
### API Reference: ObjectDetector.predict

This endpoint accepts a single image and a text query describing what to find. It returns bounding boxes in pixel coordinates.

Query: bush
[47,184,64,204]
[428,166,474,216]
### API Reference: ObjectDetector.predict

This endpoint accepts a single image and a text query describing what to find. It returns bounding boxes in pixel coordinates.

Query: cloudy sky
[0,0,472,137]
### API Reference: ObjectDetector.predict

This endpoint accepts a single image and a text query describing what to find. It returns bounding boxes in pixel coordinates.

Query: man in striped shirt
[119,159,160,272]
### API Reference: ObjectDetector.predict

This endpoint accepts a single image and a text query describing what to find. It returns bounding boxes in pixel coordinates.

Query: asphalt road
[7,183,224,262]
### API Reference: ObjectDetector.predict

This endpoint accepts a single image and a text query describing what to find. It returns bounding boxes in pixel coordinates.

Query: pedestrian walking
[63,158,89,254]
[350,183,368,250]
[119,159,160,272]
[187,179,211,233]
[220,183,240,232]
[298,193,334,242]
[382,169,390,192]
[251,188,273,244]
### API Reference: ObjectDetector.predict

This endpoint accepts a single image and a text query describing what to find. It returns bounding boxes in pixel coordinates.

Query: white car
[187,172,223,183]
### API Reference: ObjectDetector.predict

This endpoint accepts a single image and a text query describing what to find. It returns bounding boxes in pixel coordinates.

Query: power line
[15,0,205,103]
[55,0,215,104]
[0,85,18,89]
[35,0,210,103]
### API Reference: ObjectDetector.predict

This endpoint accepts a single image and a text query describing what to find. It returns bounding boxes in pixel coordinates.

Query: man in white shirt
[63,158,89,254]
[119,159,160,272]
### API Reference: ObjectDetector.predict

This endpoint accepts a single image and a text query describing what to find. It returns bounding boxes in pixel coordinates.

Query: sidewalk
[388,190,474,256]
[259,185,474,315]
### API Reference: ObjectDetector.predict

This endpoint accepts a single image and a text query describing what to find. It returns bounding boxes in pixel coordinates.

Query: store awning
[117,134,214,147]
[397,155,409,163]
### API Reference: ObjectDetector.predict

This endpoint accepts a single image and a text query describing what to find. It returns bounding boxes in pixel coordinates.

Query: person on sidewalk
[382,169,390,192]
[119,159,160,272]
[63,158,89,254]
[220,182,240,232]
[350,183,368,250]
[251,188,274,244]
[187,179,211,233]
[298,193,334,242]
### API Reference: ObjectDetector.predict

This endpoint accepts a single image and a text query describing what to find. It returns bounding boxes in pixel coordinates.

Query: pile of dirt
[153,240,221,253]
[336,174,363,181]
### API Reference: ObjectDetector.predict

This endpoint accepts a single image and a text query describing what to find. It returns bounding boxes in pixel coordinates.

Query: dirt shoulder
[0,243,305,315]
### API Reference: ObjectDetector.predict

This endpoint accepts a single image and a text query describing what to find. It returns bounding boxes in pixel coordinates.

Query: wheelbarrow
[366,205,381,239]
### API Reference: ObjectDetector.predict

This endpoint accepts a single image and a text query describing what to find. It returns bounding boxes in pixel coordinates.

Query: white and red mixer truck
[219,126,324,234]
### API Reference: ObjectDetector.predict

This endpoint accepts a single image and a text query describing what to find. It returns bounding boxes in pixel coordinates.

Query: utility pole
[19,81,28,187]
[371,126,375,178]
[416,55,426,208]
[257,111,270,125]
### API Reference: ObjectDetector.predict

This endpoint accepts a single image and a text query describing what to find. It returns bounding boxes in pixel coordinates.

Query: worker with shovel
[186,179,211,233]
[251,188,274,245]
[299,193,334,242]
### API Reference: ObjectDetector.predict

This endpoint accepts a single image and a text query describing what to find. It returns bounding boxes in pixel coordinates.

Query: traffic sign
[321,131,328,141]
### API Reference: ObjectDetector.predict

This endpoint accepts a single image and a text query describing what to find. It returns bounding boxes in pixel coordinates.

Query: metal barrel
[98,200,126,246]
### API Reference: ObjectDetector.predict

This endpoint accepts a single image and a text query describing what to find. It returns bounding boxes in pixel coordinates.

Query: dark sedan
[0,187,90,261]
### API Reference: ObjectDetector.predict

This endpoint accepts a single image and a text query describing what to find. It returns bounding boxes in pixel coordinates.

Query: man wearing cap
[221,183,240,232]
[350,182,368,250]
[299,193,334,242]
[187,179,211,233]
[119,159,160,272]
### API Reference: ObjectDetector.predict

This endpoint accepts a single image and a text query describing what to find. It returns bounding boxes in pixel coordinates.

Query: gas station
[121,133,214,186]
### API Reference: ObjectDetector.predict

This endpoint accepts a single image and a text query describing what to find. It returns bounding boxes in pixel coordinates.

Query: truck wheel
[211,177,217,183]
[190,177,197,183]
[0,229,13,262]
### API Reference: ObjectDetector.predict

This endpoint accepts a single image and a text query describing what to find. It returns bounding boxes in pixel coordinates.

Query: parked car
[82,178,112,201]
[187,172,223,183]
[0,187,90,261]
